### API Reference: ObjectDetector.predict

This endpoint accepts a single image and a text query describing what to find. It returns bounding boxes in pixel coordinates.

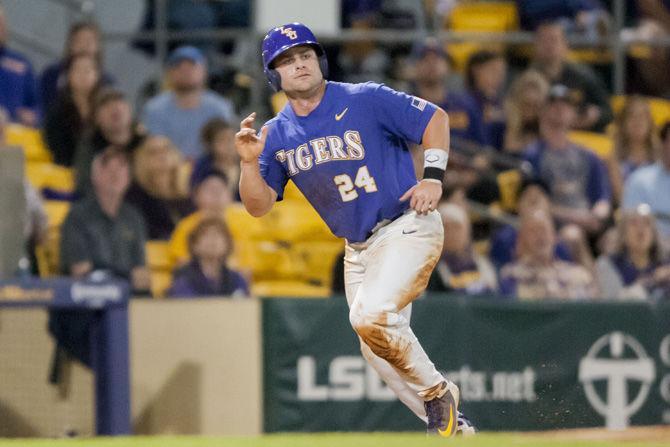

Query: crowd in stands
[1,1,670,304]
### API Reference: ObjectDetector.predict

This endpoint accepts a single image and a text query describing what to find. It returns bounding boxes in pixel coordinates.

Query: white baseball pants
[344,209,445,419]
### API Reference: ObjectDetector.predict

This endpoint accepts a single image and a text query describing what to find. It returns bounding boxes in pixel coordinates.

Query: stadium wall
[129,299,262,436]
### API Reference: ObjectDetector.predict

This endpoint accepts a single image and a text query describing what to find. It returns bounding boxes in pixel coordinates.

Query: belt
[348,209,407,247]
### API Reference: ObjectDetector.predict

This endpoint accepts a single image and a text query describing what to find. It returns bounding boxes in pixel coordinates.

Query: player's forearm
[239,160,276,217]
[422,108,450,152]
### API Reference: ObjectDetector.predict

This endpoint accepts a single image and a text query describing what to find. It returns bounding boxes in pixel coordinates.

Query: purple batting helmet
[262,22,328,91]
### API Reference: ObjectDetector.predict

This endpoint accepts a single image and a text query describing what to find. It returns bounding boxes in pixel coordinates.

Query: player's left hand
[400,180,443,215]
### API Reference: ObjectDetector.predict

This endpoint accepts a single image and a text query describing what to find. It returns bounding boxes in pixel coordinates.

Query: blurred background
[0,0,669,440]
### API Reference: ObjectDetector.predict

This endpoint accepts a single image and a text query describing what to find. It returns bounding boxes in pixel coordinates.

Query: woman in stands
[168,217,249,298]
[43,54,101,166]
[503,69,549,155]
[596,205,670,300]
[125,135,194,239]
[40,21,112,112]
[608,96,658,204]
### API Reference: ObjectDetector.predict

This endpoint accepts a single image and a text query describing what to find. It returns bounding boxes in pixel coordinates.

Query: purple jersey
[260,81,438,242]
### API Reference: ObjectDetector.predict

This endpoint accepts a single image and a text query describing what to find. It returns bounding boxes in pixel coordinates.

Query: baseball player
[235,22,475,436]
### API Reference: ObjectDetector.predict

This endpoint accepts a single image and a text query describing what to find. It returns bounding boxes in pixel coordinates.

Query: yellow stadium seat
[271,91,288,115]
[224,204,267,241]
[251,280,330,298]
[146,240,171,271]
[255,201,337,243]
[611,95,670,128]
[496,169,522,212]
[25,162,75,193]
[44,200,71,228]
[151,270,173,298]
[5,124,52,163]
[448,2,519,32]
[568,131,613,159]
[283,181,306,201]
[35,201,72,277]
[291,240,344,287]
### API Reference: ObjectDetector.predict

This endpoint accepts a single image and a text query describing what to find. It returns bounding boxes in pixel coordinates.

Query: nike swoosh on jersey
[335,107,349,121]
[402,229,417,235]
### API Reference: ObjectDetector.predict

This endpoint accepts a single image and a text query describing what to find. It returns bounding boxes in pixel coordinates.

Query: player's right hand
[235,112,269,163]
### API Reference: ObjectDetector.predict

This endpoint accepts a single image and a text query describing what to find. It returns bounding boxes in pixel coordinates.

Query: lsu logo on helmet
[280,26,298,40]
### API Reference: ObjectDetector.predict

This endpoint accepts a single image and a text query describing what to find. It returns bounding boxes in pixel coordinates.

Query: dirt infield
[530,425,670,442]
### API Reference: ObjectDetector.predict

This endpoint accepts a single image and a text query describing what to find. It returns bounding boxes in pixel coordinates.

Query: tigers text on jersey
[259,81,438,242]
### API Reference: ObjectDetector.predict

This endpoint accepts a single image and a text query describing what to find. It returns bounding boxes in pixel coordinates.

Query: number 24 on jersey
[333,165,377,202]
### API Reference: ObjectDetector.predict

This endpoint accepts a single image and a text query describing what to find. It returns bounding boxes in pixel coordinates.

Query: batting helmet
[262,22,328,92]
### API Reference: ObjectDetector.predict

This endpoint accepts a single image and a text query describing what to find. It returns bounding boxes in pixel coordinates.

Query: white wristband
[424,148,449,170]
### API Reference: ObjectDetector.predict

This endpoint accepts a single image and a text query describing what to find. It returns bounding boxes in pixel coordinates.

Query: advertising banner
[263,296,670,432]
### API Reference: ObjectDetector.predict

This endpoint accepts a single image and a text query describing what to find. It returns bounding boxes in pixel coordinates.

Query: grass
[0,433,667,447]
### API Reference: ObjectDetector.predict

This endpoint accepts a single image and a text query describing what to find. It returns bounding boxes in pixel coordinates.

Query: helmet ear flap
[318,53,329,79]
[265,67,282,92]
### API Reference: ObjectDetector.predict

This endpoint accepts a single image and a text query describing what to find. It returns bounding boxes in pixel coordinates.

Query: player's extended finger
[399,185,417,202]
[240,112,256,129]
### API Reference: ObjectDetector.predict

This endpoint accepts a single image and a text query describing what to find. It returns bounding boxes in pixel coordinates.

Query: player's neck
[287,81,327,116]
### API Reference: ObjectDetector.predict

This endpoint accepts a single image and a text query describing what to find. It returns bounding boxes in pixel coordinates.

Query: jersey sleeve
[365,83,438,144]
[258,126,289,201]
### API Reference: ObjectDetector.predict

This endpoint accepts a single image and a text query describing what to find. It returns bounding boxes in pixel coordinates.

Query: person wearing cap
[410,38,485,147]
[530,20,612,132]
[141,45,235,160]
[73,88,145,196]
[522,84,612,236]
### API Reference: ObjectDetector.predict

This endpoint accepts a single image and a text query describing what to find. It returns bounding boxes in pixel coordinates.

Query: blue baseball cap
[167,46,206,67]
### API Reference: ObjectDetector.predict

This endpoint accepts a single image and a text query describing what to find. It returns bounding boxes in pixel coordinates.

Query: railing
[14,0,670,116]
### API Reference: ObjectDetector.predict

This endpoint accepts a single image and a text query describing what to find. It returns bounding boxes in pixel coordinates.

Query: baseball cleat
[456,411,477,436]
[425,381,460,437]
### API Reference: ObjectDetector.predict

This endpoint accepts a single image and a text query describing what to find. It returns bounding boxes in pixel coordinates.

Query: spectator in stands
[516,0,610,39]
[461,50,507,151]
[141,45,235,160]
[190,117,239,198]
[125,135,193,240]
[530,21,612,132]
[411,38,484,146]
[43,54,101,167]
[73,88,144,195]
[523,84,612,236]
[503,69,549,155]
[0,5,38,126]
[337,20,390,85]
[499,210,598,300]
[427,203,497,294]
[607,96,658,204]
[623,121,670,253]
[40,21,112,113]
[490,179,573,270]
[60,148,150,292]
[596,205,670,300]
[169,170,233,268]
[168,216,248,298]
[623,0,670,97]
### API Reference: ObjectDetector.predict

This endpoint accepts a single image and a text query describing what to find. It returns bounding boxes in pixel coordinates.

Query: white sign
[579,332,655,430]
